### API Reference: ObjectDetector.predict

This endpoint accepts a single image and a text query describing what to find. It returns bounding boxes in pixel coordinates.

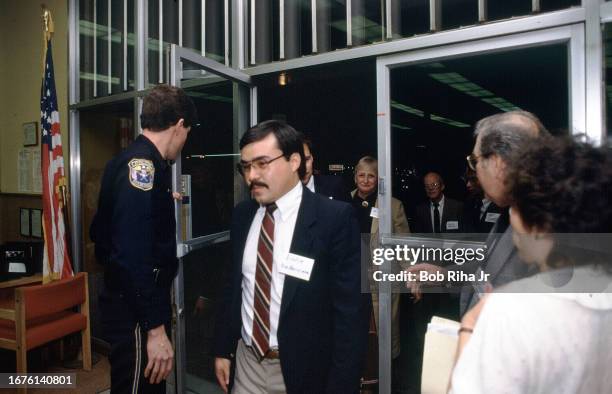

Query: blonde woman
[351,156,410,361]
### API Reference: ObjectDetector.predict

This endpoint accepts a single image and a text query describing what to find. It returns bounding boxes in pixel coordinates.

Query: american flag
[40,40,73,282]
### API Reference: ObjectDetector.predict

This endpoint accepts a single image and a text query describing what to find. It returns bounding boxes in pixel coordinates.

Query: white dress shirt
[429,195,445,231]
[480,198,492,221]
[305,175,315,193]
[241,181,302,348]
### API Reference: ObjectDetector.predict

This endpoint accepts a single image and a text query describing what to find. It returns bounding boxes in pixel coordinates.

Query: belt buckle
[247,344,280,361]
[266,348,280,360]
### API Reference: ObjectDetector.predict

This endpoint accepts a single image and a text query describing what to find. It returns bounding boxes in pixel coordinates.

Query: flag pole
[59,181,74,271]
[40,5,74,281]
[45,5,74,271]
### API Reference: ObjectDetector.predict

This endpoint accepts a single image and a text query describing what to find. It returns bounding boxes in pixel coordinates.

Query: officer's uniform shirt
[91,134,177,332]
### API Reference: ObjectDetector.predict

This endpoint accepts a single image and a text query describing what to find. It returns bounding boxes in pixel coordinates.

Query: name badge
[446,221,459,230]
[370,207,379,218]
[485,212,501,223]
[279,253,315,281]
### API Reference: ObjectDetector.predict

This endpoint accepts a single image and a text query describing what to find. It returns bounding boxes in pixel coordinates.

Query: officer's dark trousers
[100,290,168,394]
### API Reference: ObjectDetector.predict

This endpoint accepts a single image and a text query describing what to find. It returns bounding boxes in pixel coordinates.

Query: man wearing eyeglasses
[213,120,368,394]
[407,111,549,317]
[406,171,464,392]
[457,111,550,314]
[413,172,464,234]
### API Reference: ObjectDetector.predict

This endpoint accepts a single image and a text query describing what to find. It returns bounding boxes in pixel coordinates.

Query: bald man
[407,111,550,316]
[413,172,464,234]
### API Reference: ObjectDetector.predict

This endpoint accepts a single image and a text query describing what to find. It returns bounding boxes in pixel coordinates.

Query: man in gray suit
[408,111,549,317]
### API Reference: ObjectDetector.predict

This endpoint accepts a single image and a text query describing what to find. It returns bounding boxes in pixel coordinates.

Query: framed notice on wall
[20,208,31,237]
[23,122,38,146]
[31,209,43,238]
[19,208,43,238]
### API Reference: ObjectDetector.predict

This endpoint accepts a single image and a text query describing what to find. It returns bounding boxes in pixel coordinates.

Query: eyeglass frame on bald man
[424,182,442,190]
[466,153,483,171]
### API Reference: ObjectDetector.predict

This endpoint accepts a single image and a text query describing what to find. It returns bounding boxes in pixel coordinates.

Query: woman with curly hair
[450,136,612,394]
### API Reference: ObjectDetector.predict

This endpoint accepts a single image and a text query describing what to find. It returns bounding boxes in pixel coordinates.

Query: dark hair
[239,120,306,179]
[140,84,197,131]
[302,136,314,154]
[474,111,549,162]
[508,136,612,271]
[464,167,477,182]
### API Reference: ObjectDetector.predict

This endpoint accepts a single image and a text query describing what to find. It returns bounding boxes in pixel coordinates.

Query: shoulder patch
[128,158,155,191]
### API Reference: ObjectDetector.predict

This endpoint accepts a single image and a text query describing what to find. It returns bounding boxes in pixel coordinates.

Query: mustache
[250,181,269,190]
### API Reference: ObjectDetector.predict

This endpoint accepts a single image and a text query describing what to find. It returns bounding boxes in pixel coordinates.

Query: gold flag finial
[42,4,54,41]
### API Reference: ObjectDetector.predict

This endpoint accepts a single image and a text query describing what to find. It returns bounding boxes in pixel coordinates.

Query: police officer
[91,84,197,393]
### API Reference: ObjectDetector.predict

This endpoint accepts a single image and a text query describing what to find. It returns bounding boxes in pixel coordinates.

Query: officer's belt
[104,263,175,290]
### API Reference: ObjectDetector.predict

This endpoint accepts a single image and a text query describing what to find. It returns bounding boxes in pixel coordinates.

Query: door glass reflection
[183,242,229,394]
[389,43,569,393]
[80,100,135,340]
[604,23,612,145]
[182,80,235,238]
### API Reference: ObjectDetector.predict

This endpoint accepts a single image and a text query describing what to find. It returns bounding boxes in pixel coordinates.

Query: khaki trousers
[233,340,287,394]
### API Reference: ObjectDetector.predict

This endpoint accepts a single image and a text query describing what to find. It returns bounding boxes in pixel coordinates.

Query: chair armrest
[0,308,16,321]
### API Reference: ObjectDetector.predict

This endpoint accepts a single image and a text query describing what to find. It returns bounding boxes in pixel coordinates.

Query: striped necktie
[252,203,277,360]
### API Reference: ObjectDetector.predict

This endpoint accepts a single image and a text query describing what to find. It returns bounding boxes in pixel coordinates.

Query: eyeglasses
[466,153,481,171]
[424,182,441,189]
[236,153,285,176]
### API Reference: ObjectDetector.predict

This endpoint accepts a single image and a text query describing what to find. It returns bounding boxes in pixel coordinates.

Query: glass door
[375,25,586,394]
[169,45,255,394]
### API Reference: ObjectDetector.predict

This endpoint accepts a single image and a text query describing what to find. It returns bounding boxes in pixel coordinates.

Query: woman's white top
[450,266,612,394]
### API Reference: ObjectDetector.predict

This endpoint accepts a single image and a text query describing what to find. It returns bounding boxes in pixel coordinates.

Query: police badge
[128,158,155,191]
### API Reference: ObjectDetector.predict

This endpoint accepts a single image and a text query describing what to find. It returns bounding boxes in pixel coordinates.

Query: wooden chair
[0,272,92,373]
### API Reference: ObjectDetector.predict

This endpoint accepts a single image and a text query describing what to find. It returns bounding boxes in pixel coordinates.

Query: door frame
[169,44,256,394]
[374,24,586,394]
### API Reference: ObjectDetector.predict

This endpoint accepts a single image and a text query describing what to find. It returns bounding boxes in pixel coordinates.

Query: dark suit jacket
[214,186,368,394]
[313,174,351,202]
[413,196,464,233]
[463,197,505,234]
[457,211,533,316]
